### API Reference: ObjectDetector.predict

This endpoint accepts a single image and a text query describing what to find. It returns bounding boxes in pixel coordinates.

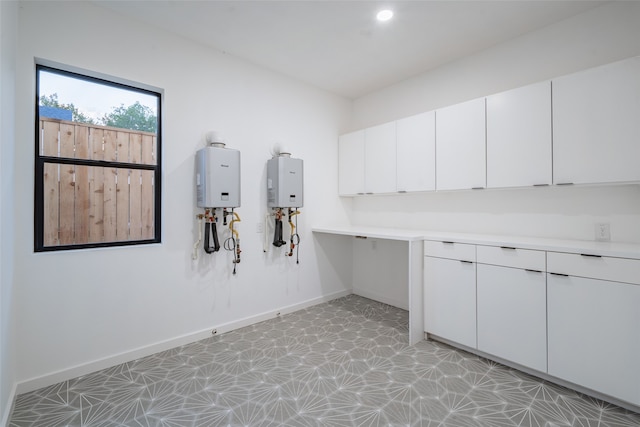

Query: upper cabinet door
[486,81,552,188]
[397,111,436,192]
[338,130,365,195]
[436,98,486,191]
[553,56,640,185]
[364,122,397,194]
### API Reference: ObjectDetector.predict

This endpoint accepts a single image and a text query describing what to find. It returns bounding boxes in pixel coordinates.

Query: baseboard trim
[15,289,351,396]
[352,288,408,311]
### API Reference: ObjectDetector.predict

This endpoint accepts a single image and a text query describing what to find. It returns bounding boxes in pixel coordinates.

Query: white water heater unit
[267,155,303,208]
[196,144,241,208]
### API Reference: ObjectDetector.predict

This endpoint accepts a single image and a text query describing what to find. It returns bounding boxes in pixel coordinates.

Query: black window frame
[34,64,162,252]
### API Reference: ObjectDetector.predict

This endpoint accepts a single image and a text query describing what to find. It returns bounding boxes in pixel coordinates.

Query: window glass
[35,65,161,251]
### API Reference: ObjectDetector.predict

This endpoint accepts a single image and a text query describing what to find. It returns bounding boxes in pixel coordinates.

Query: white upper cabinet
[436,98,486,191]
[396,111,436,192]
[339,57,640,195]
[553,56,640,185]
[364,122,397,194]
[338,130,365,195]
[486,81,552,188]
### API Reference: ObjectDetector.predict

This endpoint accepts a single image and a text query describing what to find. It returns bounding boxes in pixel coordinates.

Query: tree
[40,93,158,133]
[39,93,96,124]
[102,102,157,133]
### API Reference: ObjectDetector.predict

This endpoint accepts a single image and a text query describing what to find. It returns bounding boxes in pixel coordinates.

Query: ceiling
[93,1,606,99]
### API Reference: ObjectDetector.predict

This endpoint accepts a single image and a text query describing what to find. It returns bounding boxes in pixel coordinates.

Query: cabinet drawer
[424,240,475,261]
[477,245,545,271]
[547,252,640,285]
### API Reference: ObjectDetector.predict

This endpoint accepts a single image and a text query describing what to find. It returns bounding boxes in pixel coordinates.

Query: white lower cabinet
[424,239,640,408]
[547,271,640,406]
[477,264,547,372]
[424,242,477,349]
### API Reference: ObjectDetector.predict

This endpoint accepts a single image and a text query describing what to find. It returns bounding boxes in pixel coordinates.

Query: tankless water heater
[267,156,303,208]
[196,144,241,208]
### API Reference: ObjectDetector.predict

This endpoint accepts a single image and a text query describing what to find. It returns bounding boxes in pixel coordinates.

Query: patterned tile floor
[9,295,640,426]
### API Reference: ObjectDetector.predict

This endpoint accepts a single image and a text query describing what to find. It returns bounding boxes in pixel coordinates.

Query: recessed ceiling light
[376,9,394,22]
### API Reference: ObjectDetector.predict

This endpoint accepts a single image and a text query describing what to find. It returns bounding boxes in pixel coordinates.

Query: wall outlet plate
[595,223,611,242]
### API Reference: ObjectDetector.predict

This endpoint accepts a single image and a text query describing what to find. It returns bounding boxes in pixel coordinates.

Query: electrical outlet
[256,222,264,233]
[595,223,611,242]
[372,240,377,250]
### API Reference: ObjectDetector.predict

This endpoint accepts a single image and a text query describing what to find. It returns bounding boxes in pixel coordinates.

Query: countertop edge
[312,225,640,259]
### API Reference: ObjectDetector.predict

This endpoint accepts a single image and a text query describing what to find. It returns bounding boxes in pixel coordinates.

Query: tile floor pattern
[9,295,640,426]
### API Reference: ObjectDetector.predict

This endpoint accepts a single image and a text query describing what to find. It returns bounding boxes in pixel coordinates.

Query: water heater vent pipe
[206,130,225,148]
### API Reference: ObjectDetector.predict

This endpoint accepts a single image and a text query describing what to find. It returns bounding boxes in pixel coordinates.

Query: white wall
[353,238,408,310]
[14,1,352,391]
[0,0,18,421]
[348,2,640,243]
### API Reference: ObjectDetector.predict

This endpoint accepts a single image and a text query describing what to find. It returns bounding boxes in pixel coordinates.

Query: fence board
[104,130,117,162]
[141,170,154,239]
[59,163,75,245]
[59,123,75,158]
[58,124,76,244]
[130,133,142,164]
[116,168,130,240]
[89,166,104,243]
[43,163,59,246]
[90,127,104,161]
[74,126,90,243]
[75,165,90,244]
[152,136,157,164]
[43,120,59,157]
[142,134,155,165]
[117,131,130,162]
[39,120,43,155]
[129,170,142,240]
[75,124,89,160]
[104,168,117,241]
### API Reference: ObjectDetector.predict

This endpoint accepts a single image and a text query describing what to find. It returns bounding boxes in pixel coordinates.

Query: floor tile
[8,294,640,426]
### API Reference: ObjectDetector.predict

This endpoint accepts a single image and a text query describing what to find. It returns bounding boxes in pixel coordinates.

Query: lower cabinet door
[477,265,547,372]
[548,274,640,405]
[424,256,476,349]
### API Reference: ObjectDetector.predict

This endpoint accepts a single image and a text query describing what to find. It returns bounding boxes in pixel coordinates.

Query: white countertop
[312,225,640,259]
[312,225,424,241]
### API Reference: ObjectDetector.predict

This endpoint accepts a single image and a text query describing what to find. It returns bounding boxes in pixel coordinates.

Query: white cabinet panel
[338,130,365,195]
[436,98,486,191]
[477,245,545,271]
[424,240,475,262]
[548,274,640,405]
[477,265,547,372]
[424,256,476,348]
[396,111,436,192]
[486,81,552,188]
[553,56,640,185]
[547,252,640,285]
[364,122,397,194]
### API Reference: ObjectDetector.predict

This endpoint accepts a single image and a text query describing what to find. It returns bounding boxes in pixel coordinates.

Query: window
[35,64,162,251]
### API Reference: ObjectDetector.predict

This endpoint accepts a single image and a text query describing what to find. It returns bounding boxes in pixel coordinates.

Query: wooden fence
[39,118,157,247]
